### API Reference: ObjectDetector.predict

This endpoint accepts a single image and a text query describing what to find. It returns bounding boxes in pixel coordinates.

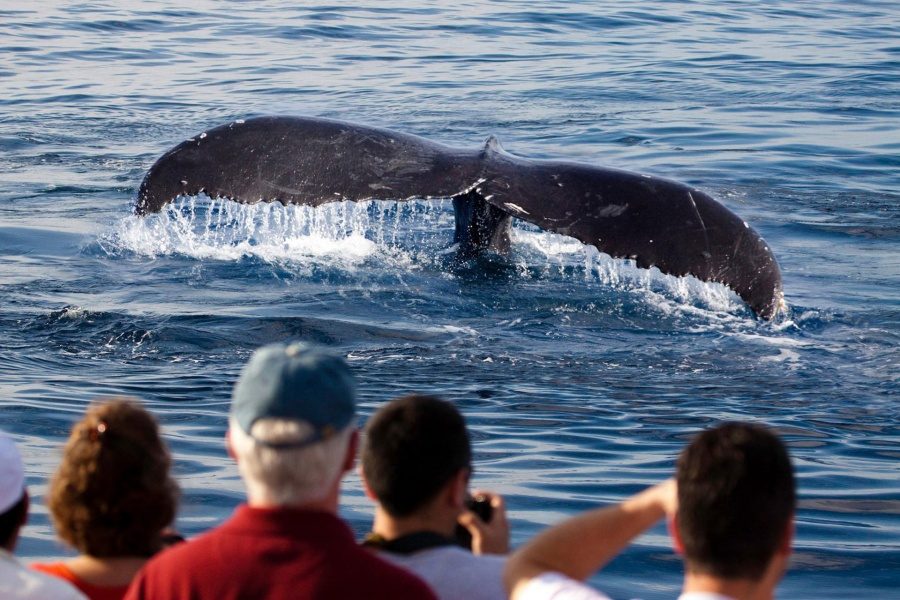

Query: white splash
[510,226,747,318]
[104,196,773,323]
[107,197,454,270]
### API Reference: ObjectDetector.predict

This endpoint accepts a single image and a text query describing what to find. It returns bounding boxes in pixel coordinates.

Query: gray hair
[228,416,354,506]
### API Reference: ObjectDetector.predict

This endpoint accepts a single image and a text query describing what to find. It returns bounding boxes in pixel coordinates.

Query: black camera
[455,494,493,549]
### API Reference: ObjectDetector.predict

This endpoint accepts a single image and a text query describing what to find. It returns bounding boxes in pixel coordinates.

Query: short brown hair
[48,398,179,557]
[362,395,471,517]
[677,422,795,580]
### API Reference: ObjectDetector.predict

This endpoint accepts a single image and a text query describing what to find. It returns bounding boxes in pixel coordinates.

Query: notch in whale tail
[452,190,512,258]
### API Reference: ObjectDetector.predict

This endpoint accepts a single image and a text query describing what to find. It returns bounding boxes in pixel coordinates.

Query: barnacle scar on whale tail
[136,116,783,319]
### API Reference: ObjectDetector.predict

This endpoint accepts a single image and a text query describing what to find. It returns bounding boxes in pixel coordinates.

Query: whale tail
[136,116,783,319]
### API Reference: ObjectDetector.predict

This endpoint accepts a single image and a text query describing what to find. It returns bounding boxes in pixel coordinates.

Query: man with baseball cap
[0,431,87,599]
[126,342,436,600]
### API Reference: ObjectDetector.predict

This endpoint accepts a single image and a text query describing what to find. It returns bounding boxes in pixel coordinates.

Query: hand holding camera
[456,491,510,555]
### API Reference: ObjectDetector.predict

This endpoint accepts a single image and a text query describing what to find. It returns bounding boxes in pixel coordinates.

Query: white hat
[0,431,25,514]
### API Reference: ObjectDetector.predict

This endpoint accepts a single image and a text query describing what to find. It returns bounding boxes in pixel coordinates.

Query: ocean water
[1,1,897,597]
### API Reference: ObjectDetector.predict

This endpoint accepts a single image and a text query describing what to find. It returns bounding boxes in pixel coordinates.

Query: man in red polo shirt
[126,343,436,600]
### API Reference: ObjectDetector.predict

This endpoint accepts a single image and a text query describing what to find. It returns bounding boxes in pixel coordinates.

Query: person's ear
[20,490,29,529]
[342,429,359,472]
[778,517,795,555]
[446,468,469,510]
[225,428,236,461]
[359,465,377,500]
[668,514,685,554]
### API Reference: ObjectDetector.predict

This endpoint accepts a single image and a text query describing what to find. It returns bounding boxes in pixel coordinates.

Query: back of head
[48,398,178,557]
[0,431,27,549]
[229,342,357,506]
[362,394,471,517]
[677,422,795,581]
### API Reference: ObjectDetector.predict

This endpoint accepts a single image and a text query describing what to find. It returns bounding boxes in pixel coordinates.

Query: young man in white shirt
[361,394,510,600]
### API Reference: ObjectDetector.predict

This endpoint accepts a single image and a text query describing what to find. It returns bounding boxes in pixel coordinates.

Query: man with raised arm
[360,394,510,600]
[126,342,436,600]
[505,422,796,600]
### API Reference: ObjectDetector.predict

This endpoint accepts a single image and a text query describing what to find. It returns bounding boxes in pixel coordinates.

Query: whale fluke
[136,116,783,318]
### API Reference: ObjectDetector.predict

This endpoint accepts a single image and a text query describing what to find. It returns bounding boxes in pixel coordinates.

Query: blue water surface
[1,1,898,598]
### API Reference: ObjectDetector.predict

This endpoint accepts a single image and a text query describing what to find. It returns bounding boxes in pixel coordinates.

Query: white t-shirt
[0,548,87,600]
[515,572,613,600]
[377,545,507,600]
[516,572,739,600]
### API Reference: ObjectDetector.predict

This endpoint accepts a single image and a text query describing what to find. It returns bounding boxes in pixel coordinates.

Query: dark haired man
[361,394,510,600]
[505,422,796,600]
[0,431,87,599]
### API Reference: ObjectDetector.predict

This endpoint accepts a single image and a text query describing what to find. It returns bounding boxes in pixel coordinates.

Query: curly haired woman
[32,398,179,600]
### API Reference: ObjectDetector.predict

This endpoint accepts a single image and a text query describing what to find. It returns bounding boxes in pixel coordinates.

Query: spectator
[32,399,179,600]
[505,422,796,600]
[0,430,87,600]
[361,394,509,600]
[124,342,436,600]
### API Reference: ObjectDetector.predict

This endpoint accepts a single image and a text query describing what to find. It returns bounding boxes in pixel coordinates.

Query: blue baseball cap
[231,343,356,447]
